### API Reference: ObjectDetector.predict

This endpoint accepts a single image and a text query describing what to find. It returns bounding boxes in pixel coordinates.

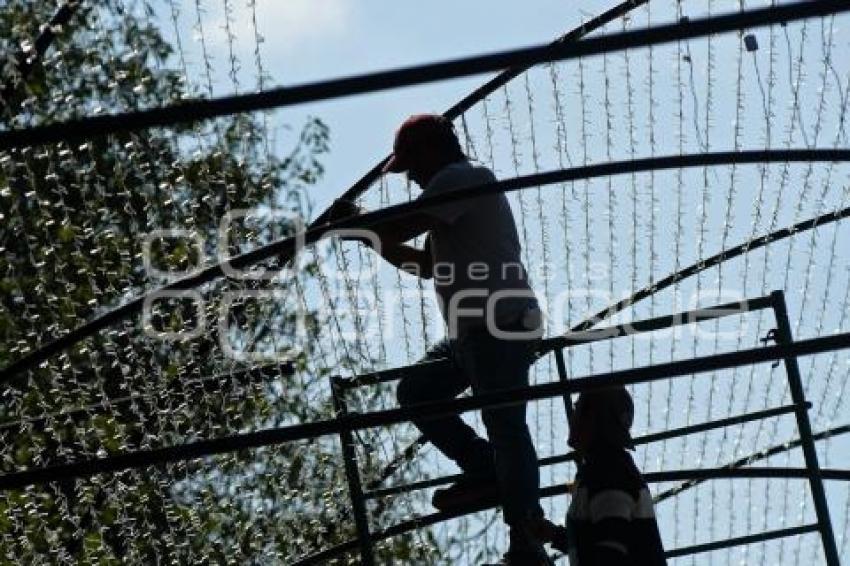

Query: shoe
[479,514,563,565]
[431,475,501,512]
[524,517,569,554]
[479,516,557,565]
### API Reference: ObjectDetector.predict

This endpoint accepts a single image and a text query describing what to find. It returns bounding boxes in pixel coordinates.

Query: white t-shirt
[417,161,538,337]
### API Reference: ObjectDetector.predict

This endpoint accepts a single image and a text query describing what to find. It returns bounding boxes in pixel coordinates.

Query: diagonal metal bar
[769,290,840,565]
[0,0,846,151]
[663,524,820,559]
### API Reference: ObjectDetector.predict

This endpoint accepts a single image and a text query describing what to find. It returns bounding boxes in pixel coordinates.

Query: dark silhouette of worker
[331,114,552,564]
[562,386,667,565]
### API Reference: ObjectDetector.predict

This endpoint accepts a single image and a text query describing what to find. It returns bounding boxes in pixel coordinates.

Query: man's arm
[376,238,432,279]
[368,212,435,278]
[370,211,433,244]
[586,490,637,566]
[329,199,434,279]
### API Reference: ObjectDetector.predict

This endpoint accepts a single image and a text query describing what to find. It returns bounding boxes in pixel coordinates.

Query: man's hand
[325,198,364,223]
[323,198,376,247]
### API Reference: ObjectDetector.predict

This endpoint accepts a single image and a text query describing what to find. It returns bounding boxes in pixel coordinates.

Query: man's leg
[396,339,495,477]
[457,333,542,525]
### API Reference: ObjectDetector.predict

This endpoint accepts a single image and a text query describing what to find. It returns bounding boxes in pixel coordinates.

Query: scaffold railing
[319,290,842,565]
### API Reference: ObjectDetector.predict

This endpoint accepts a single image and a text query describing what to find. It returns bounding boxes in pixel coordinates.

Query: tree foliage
[0,2,433,563]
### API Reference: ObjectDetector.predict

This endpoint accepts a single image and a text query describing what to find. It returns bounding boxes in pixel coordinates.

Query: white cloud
[177,0,354,88]
[239,0,352,50]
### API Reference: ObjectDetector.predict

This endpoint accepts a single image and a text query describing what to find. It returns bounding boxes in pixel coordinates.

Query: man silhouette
[332,114,552,564]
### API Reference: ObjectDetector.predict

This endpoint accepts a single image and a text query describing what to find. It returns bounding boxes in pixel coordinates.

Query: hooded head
[568,385,635,453]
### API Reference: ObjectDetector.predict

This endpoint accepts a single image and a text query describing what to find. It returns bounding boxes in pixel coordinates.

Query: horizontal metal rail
[1,330,847,490]
[663,524,820,559]
[340,359,453,390]
[364,402,806,500]
[7,150,847,383]
[0,0,845,151]
[343,295,774,390]
[291,464,850,566]
[540,295,773,352]
[648,468,850,483]
[655,423,850,502]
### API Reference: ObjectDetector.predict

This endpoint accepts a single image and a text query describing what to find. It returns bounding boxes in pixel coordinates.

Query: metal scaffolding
[321,291,842,565]
[4,292,846,562]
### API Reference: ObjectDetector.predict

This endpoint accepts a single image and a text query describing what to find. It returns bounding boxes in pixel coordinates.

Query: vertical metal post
[553,348,574,421]
[330,375,375,566]
[770,290,840,566]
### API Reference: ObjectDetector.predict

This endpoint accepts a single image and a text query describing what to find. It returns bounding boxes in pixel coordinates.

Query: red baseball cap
[382,114,458,173]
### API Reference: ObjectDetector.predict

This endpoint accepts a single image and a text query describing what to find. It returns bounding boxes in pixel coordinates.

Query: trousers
[397,329,542,525]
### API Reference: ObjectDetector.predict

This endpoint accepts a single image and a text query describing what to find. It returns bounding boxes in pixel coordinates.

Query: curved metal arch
[653,424,850,503]
[3,149,849,382]
[566,195,850,334]
[325,0,651,212]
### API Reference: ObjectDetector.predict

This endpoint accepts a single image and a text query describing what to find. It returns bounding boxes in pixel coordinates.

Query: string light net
[1,0,849,564]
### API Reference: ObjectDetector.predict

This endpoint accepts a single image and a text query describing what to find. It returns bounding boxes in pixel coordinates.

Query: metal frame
[329,375,375,565]
[327,292,841,565]
[1,321,847,490]
[1,294,847,563]
[6,151,850,385]
[364,402,808,501]
[0,1,846,151]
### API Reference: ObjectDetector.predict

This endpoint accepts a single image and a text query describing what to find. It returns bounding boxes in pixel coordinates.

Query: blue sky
[168,0,671,213]
[159,1,850,562]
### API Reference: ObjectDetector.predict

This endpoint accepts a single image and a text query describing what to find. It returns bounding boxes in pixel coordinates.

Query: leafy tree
[0,1,432,563]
